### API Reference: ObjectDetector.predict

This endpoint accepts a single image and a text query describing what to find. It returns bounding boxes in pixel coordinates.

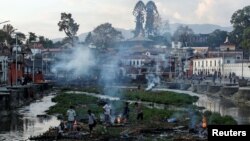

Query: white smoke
[145,74,160,91]
[52,45,95,79]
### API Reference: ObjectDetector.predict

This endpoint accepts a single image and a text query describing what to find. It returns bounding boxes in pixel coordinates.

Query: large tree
[84,32,93,45]
[133,1,146,37]
[0,30,8,43]
[207,29,228,47]
[88,23,123,49]
[28,32,37,43]
[145,1,159,37]
[173,25,194,47]
[230,5,250,47]
[2,24,16,45]
[241,27,250,49]
[58,12,79,46]
[38,36,54,48]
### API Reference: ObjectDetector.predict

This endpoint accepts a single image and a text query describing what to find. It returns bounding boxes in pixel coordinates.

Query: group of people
[102,100,144,125]
[59,100,144,137]
[58,106,97,137]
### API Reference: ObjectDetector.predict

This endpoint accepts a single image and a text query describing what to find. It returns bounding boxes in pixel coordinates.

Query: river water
[0,95,60,141]
[155,88,250,124]
[68,88,250,124]
[0,87,249,140]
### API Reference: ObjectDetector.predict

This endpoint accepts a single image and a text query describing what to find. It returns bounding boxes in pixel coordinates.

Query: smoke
[51,45,95,80]
[145,73,160,91]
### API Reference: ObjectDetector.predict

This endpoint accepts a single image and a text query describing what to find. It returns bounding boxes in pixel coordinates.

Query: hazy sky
[1,0,250,39]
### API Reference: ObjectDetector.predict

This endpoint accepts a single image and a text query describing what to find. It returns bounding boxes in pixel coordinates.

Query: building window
[214,60,216,67]
[198,62,200,67]
[18,64,21,70]
[236,56,241,60]
[210,61,212,67]
[206,61,207,67]
[202,61,204,67]
[227,60,230,64]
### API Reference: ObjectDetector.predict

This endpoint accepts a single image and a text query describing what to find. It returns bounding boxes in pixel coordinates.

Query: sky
[0,0,250,39]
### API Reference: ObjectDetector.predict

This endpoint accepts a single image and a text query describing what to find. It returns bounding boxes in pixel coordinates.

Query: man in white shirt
[67,106,76,130]
[103,103,111,125]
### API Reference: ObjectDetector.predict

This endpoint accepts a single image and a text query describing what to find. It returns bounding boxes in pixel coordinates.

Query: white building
[193,58,223,75]
[224,63,250,78]
[121,54,150,68]
[0,56,8,83]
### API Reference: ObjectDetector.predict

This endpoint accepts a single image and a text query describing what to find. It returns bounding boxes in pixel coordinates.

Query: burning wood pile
[113,115,127,126]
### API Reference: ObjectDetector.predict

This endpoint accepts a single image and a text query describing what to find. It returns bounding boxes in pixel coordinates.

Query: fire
[117,117,121,124]
[202,116,207,128]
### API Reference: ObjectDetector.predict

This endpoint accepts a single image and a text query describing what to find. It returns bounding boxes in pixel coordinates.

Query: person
[103,102,112,125]
[135,101,143,121]
[57,120,66,139]
[233,78,236,84]
[123,102,130,120]
[66,106,76,131]
[88,110,96,137]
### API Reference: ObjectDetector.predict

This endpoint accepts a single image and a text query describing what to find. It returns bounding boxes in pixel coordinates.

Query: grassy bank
[47,93,103,117]
[76,86,199,106]
[47,93,175,122]
[120,90,199,106]
[46,91,237,139]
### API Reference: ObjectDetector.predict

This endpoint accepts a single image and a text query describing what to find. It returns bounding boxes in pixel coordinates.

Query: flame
[117,117,121,124]
[202,116,207,128]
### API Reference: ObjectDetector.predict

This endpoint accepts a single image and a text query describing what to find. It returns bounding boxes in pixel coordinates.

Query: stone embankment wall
[0,83,53,116]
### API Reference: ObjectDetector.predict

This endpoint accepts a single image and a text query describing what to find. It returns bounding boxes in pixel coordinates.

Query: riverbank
[39,88,237,141]
[0,82,53,116]
[0,93,60,141]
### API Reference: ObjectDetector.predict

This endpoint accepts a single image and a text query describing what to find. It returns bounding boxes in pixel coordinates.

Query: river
[156,88,250,124]
[68,87,250,125]
[0,87,249,140]
[0,95,60,141]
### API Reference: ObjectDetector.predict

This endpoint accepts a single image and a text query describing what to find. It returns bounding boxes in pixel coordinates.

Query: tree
[242,27,250,48]
[133,1,146,37]
[38,36,54,48]
[173,25,194,46]
[146,20,171,46]
[15,32,26,44]
[230,6,250,47]
[90,23,123,48]
[0,30,8,43]
[84,32,93,45]
[207,29,228,47]
[58,12,79,46]
[28,32,37,43]
[2,24,15,36]
[2,24,15,44]
[145,1,159,36]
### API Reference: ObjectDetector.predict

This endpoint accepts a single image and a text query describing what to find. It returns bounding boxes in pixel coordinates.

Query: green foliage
[208,113,237,125]
[207,29,228,47]
[89,23,123,48]
[58,12,79,46]
[0,30,8,43]
[47,93,102,117]
[28,32,37,43]
[122,90,198,106]
[230,5,250,46]
[173,25,194,46]
[47,92,176,122]
[241,27,250,50]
